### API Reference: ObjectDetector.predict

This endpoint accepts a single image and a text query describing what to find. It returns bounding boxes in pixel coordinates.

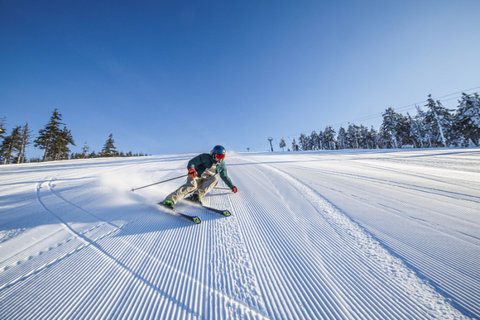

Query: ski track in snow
[256,156,480,317]
[0,150,478,319]
[230,158,469,319]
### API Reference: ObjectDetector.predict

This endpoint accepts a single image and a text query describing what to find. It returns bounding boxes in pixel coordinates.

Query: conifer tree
[0,126,22,164]
[0,117,5,142]
[424,95,453,147]
[345,124,360,148]
[0,118,6,162]
[362,125,372,148]
[380,107,409,148]
[54,126,75,160]
[34,109,74,161]
[324,126,336,150]
[454,93,480,146]
[381,108,399,148]
[337,127,346,149]
[407,113,424,148]
[102,133,117,157]
[16,123,31,163]
[413,106,431,147]
[291,139,299,151]
[367,126,378,149]
[310,131,320,150]
[318,130,326,150]
[299,134,309,151]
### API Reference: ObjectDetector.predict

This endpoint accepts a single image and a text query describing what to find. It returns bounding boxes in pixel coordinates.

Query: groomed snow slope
[0,149,479,319]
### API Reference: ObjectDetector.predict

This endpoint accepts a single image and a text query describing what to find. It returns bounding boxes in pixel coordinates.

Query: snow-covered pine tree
[437,100,458,146]
[102,133,117,157]
[454,93,480,146]
[407,112,424,148]
[424,95,453,147]
[310,131,320,150]
[299,133,309,151]
[291,139,299,151]
[337,127,346,149]
[381,108,399,148]
[345,124,360,149]
[413,106,432,147]
[367,126,379,149]
[380,107,409,148]
[358,125,369,149]
[318,130,327,150]
[323,126,336,150]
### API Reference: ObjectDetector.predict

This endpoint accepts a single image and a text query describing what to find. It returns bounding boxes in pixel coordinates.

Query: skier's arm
[187,154,205,170]
[219,165,235,189]
[186,155,204,178]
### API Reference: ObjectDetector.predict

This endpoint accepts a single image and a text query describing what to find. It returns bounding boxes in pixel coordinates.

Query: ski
[202,205,232,217]
[158,202,201,224]
[183,198,232,217]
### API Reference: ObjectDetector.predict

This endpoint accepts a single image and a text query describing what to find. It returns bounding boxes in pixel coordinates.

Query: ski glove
[188,168,197,178]
[232,186,238,193]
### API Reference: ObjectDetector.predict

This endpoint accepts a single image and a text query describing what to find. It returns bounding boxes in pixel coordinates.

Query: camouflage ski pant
[165,175,219,204]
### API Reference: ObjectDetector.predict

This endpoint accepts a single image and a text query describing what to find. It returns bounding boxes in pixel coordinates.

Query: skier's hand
[188,168,197,178]
[231,186,238,193]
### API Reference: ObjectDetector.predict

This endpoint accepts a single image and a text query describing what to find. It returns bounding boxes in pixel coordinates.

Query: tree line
[280,93,480,152]
[0,109,147,165]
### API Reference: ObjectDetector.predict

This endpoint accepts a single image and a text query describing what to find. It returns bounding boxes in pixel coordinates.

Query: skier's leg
[165,177,199,204]
[196,175,219,199]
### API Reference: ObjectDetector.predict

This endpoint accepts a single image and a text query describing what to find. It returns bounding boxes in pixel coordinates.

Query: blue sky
[1,0,480,157]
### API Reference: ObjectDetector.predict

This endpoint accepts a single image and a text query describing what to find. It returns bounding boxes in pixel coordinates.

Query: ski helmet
[211,145,226,162]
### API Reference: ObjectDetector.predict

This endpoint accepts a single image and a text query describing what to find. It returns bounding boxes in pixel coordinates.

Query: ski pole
[214,187,232,191]
[131,174,187,192]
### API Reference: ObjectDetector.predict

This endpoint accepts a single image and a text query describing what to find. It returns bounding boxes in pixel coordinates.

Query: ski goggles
[214,153,225,161]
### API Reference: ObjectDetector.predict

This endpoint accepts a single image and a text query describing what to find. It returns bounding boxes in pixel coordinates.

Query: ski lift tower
[268,137,274,152]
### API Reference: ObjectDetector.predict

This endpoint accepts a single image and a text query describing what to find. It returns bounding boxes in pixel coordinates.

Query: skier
[161,145,237,209]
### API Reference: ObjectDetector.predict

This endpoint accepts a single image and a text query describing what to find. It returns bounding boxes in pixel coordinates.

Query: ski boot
[186,193,203,205]
[160,200,175,210]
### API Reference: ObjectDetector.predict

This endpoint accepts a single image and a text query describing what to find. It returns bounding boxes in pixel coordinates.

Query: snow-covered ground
[0,148,479,319]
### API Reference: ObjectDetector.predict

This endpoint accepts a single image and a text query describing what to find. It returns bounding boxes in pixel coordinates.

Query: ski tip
[192,216,201,224]
[222,210,232,216]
